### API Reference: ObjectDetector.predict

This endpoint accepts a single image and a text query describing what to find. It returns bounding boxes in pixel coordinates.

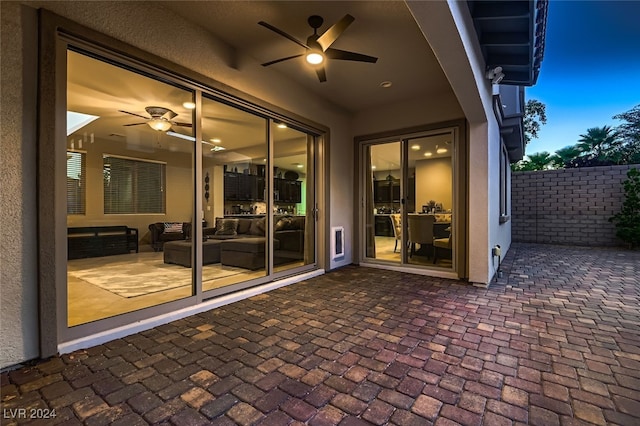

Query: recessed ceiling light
[210,138,221,143]
[423,152,433,157]
[411,144,420,151]
[380,81,393,88]
[371,165,377,170]
[296,164,304,168]
[437,148,448,154]
[183,102,196,109]
[276,123,288,129]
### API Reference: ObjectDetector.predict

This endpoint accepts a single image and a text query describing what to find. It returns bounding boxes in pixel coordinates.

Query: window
[103,155,166,214]
[499,144,510,222]
[67,151,86,215]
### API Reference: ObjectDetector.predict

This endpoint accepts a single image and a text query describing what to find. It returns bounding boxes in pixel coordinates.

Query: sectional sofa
[162,215,306,270]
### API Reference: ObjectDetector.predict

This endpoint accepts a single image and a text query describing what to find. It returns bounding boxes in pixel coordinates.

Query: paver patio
[1,243,639,425]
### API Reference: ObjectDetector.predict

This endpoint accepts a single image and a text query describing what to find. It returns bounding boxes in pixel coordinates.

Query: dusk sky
[525,0,640,156]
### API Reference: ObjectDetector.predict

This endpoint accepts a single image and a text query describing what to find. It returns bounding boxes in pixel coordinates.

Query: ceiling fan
[118,106,192,132]
[259,14,378,82]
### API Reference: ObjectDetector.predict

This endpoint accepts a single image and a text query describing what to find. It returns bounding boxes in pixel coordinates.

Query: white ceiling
[157,0,450,113]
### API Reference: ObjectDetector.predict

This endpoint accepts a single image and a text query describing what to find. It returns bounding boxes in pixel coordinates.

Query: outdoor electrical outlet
[492,245,501,257]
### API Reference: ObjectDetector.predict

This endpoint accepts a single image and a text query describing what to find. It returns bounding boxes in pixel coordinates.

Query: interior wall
[415,158,452,211]
[66,137,194,247]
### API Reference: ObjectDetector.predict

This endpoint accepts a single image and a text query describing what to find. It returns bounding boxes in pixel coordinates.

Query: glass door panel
[364,141,402,263]
[201,96,268,290]
[272,123,316,273]
[66,49,195,326]
[406,134,454,269]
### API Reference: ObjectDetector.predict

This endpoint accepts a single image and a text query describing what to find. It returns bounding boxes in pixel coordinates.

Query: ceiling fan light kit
[259,14,378,82]
[119,105,191,133]
[148,117,172,132]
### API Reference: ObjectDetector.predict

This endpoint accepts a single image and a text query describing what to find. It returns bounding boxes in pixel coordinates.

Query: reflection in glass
[273,123,315,273]
[366,142,401,263]
[66,50,194,326]
[201,96,268,290]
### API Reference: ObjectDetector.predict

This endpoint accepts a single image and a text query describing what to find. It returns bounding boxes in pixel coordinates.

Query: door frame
[354,120,468,280]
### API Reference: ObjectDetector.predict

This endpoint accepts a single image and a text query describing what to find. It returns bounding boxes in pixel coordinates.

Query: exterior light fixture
[147,118,172,132]
[486,66,505,84]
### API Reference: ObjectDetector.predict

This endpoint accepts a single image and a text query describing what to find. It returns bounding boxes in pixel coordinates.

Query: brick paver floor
[2,243,639,425]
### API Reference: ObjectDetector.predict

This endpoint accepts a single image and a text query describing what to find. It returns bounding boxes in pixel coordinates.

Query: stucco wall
[1,2,40,368]
[512,165,636,246]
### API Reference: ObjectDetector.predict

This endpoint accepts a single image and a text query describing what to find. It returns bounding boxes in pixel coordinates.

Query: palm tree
[554,145,584,168]
[577,126,619,160]
[513,151,556,171]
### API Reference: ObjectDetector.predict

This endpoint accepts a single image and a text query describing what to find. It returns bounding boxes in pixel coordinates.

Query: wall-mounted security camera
[485,66,505,84]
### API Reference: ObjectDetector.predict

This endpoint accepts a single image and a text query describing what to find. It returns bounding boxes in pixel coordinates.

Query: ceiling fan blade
[123,122,147,126]
[326,48,378,63]
[315,66,327,83]
[119,110,149,119]
[258,21,309,49]
[171,122,192,127]
[317,14,355,51]
[262,54,304,67]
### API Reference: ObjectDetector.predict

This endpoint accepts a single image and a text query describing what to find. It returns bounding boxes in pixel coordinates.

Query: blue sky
[525,0,640,156]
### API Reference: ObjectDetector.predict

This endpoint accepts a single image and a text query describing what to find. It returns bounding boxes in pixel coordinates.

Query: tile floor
[1,243,639,425]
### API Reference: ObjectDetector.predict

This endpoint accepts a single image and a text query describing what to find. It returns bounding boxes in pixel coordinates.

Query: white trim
[58,269,324,355]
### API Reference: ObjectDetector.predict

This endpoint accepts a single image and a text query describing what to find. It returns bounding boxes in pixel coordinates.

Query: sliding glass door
[62,44,320,337]
[361,130,456,271]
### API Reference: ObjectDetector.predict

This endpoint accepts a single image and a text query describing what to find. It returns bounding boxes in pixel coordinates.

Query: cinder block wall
[511,165,638,246]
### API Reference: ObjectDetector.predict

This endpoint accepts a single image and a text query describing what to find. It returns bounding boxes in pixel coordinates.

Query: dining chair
[433,226,452,264]
[407,214,435,258]
[389,214,402,252]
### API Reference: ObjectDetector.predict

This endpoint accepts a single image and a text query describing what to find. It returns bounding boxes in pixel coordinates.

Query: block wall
[511,165,638,246]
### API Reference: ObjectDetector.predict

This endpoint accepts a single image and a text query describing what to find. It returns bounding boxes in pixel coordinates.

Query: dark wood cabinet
[224,171,300,202]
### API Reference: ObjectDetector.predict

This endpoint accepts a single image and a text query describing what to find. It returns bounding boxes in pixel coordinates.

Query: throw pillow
[164,222,183,233]
[215,218,239,236]
[275,217,293,231]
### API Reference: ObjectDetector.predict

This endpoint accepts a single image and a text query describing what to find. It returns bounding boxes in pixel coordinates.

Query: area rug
[68,254,246,298]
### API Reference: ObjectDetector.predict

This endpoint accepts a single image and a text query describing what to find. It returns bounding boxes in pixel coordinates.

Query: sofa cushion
[215,218,239,236]
[249,218,266,236]
[236,218,253,235]
[164,222,184,233]
[221,237,271,253]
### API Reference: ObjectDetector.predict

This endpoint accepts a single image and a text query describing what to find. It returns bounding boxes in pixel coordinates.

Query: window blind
[67,151,86,215]
[103,155,165,214]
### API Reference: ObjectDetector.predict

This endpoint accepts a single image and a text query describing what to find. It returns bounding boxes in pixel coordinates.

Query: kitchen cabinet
[224,171,300,202]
